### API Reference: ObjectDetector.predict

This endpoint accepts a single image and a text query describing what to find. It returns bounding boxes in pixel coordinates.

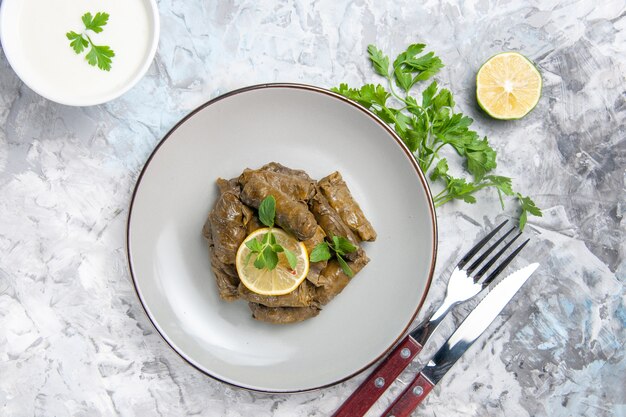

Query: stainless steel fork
[332,220,530,417]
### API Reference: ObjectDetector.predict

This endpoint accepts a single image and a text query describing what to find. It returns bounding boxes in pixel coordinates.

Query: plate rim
[126,82,438,393]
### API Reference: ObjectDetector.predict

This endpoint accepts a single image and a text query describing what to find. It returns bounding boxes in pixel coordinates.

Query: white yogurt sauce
[1,0,155,104]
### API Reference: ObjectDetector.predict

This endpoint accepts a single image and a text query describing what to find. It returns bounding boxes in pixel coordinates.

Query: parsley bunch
[66,12,115,71]
[333,44,542,229]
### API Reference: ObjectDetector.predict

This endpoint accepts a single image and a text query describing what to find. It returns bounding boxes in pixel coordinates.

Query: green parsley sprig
[310,236,358,277]
[333,43,542,229]
[66,12,115,71]
[245,196,298,271]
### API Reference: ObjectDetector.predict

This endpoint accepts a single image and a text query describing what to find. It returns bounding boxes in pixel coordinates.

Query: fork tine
[472,232,522,282]
[475,237,530,285]
[458,220,508,268]
[466,226,516,274]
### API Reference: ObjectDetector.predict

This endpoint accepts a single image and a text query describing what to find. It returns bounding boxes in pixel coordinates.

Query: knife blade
[381,262,539,417]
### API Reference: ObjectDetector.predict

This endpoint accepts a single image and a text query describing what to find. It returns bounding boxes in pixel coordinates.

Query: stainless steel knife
[381,262,540,417]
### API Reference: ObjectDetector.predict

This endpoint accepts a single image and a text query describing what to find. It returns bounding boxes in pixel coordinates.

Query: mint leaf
[283,248,298,270]
[263,246,279,270]
[258,195,276,227]
[337,255,354,278]
[310,242,331,262]
[331,236,358,255]
[245,238,263,253]
[244,251,253,267]
[254,252,266,269]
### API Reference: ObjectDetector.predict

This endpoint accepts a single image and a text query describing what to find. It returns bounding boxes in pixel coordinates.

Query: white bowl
[127,84,438,392]
[0,0,160,106]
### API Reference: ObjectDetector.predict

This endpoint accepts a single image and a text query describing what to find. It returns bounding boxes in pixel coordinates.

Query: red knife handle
[380,372,435,417]
[332,336,422,417]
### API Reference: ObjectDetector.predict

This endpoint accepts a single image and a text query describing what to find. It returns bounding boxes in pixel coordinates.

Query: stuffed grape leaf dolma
[248,303,321,324]
[309,190,360,261]
[207,178,253,265]
[318,172,377,242]
[240,176,318,241]
[239,168,315,201]
[314,249,370,305]
[204,178,253,300]
[238,280,317,308]
[259,162,313,181]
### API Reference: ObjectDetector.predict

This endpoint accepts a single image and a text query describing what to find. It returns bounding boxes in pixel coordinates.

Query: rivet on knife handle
[331,336,422,417]
[381,373,435,417]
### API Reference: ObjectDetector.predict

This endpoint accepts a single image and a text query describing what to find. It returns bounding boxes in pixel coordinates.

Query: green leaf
[517,193,542,230]
[283,248,298,269]
[393,66,413,92]
[83,12,109,33]
[335,42,541,228]
[422,81,438,107]
[392,44,443,90]
[430,159,449,181]
[81,12,94,29]
[271,244,284,253]
[258,195,276,227]
[310,242,331,262]
[261,231,271,245]
[332,83,364,105]
[359,84,390,107]
[337,255,354,278]
[66,31,88,54]
[85,44,115,71]
[519,209,528,231]
[486,175,514,196]
[245,238,263,253]
[263,246,279,270]
[518,194,542,216]
[244,251,253,267]
[332,236,358,255]
[254,252,266,269]
[367,45,390,77]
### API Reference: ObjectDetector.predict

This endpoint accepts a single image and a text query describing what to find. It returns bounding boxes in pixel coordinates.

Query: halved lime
[476,52,542,120]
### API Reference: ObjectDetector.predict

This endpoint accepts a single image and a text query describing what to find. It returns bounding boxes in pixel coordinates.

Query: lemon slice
[235,227,309,296]
[476,52,542,120]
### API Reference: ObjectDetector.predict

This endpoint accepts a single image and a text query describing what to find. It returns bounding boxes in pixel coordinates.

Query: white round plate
[127,84,437,392]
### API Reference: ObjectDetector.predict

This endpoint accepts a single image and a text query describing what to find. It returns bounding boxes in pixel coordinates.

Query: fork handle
[332,336,422,417]
[380,372,435,417]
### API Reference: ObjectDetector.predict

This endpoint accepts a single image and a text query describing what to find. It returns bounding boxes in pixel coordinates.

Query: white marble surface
[1,0,625,416]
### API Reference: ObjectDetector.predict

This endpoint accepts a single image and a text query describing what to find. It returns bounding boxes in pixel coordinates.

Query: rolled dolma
[210,252,240,301]
[318,172,377,241]
[248,303,320,324]
[240,176,318,241]
[260,162,313,181]
[314,249,370,305]
[309,190,360,260]
[238,280,317,308]
[239,168,315,201]
[245,215,265,235]
[208,179,254,265]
